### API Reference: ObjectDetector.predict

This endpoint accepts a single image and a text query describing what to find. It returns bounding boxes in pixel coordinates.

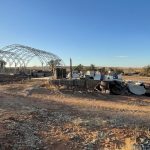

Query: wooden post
[70,58,73,79]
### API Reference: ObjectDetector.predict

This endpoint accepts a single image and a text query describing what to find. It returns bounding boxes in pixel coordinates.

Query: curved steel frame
[0,44,64,69]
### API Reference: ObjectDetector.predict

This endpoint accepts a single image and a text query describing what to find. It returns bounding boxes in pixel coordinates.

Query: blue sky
[0,0,150,67]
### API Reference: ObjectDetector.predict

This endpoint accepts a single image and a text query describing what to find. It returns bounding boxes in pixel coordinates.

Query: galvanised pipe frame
[0,44,64,72]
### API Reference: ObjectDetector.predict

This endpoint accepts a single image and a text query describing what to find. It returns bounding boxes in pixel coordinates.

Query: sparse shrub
[108,67,124,74]
[141,65,150,77]
[113,68,124,74]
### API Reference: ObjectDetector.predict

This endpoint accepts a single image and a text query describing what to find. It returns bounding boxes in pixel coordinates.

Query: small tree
[142,65,150,77]
[88,64,96,71]
[99,67,107,73]
[74,64,84,72]
[48,59,61,75]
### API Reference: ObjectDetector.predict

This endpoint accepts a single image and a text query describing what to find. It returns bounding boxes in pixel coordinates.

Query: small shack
[54,67,67,79]
[0,59,6,69]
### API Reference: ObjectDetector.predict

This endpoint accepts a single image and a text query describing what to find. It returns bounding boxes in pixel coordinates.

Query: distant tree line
[73,64,124,74]
[73,64,150,77]
[73,64,97,72]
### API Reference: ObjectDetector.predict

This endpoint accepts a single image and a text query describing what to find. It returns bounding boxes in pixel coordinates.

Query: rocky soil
[0,80,150,150]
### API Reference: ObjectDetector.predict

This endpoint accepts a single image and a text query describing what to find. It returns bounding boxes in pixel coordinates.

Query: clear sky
[0,0,150,67]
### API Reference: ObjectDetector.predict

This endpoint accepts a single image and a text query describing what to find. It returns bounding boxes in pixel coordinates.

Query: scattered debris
[52,79,150,97]
[0,80,150,149]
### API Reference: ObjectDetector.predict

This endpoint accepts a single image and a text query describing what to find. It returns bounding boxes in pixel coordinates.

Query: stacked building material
[0,74,29,83]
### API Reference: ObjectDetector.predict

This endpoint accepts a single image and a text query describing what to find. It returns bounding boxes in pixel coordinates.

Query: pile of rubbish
[65,70,150,96]
[51,77,150,96]
[66,70,123,81]
[95,80,150,96]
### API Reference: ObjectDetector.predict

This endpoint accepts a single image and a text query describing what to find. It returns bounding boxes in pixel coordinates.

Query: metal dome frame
[0,44,64,69]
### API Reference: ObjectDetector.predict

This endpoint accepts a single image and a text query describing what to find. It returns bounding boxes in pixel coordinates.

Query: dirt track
[123,75,150,84]
[0,80,150,150]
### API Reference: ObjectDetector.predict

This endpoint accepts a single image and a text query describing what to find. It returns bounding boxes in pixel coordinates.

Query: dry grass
[0,79,150,150]
[123,75,150,83]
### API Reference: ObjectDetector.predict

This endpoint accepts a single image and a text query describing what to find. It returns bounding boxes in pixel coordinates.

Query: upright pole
[15,62,17,74]
[70,58,73,79]
[42,62,44,71]
[62,67,63,79]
